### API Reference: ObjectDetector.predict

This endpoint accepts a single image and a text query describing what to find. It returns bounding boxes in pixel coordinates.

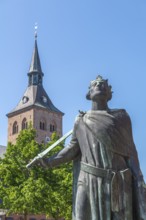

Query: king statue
[35,76,146,220]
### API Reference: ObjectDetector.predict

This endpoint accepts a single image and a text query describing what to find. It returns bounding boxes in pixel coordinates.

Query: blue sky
[0,0,146,179]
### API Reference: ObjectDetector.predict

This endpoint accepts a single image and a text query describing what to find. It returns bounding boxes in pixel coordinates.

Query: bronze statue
[32,76,146,220]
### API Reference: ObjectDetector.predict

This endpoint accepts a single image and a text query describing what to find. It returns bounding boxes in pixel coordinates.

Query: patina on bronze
[31,76,146,220]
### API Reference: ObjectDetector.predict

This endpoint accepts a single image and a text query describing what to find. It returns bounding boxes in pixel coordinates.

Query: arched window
[50,123,56,132]
[22,118,28,130]
[12,121,18,134]
[40,120,46,130]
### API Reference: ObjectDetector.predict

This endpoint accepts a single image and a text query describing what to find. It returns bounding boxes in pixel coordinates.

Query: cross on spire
[34,22,38,39]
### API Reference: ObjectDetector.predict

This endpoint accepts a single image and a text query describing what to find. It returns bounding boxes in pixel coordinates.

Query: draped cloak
[47,109,146,220]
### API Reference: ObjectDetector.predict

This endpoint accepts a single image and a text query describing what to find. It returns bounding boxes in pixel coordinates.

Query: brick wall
[7,108,63,144]
[33,108,63,143]
[7,109,34,144]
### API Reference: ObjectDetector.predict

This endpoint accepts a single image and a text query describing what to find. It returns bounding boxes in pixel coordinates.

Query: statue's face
[89,81,109,101]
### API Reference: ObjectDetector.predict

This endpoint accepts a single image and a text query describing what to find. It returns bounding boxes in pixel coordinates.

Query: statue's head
[86,75,112,102]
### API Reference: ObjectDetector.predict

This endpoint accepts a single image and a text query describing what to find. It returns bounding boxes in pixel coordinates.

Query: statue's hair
[86,75,113,101]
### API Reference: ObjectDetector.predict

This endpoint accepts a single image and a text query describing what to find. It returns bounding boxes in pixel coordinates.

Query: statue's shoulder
[78,110,87,117]
[74,110,86,123]
[110,108,126,114]
[110,108,126,113]
[110,108,130,120]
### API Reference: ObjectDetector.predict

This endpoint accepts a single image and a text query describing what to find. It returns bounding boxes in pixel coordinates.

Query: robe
[47,109,146,220]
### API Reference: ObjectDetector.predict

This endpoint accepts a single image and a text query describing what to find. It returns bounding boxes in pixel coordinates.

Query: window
[12,121,18,134]
[29,75,32,85]
[22,118,28,130]
[42,96,47,103]
[40,120,46,130]
[50,123,56,132]
[22,96,29,104]
[38,75,42,84]
[33,75,37,84]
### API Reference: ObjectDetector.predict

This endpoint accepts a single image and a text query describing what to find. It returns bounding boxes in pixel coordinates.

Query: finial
[34,22,38,39]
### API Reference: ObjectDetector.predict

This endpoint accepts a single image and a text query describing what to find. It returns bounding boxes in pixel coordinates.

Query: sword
[26,129,73,169]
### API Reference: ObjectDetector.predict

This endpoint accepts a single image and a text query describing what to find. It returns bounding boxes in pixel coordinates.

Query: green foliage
[0,128,72,220]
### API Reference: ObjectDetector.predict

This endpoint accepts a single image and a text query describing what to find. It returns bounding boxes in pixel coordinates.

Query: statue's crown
[90,75,108,88]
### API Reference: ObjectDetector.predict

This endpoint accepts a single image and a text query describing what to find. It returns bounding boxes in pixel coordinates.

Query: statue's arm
[40,129,80,168]
[127,149,144,182]
[125,111,144,182]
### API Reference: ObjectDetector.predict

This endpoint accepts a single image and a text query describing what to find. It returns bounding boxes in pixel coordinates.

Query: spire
[28,24,44,86]
[29,38,42,74]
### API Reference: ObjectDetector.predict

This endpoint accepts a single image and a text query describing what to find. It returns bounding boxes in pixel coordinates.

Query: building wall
[7,109,34,144]
[33,108,63,143]
[7,108,63,144]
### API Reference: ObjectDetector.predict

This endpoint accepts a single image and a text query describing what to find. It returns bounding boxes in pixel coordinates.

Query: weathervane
[34,22,38,39]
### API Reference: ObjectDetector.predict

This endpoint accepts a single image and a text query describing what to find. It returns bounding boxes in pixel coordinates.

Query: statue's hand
[26,157,49,169]
[35,158,49,168]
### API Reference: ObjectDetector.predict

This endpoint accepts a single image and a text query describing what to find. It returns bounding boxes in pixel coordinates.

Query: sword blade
[26,129,73,168]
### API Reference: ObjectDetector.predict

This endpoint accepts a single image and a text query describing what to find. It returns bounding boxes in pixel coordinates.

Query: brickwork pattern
[7,108,63,144]
[7,109,34,144]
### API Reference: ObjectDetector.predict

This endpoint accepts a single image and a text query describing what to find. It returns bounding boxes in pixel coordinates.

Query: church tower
[7,34,64,144]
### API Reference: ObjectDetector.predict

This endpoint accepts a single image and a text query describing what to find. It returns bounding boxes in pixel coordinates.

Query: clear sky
[0,0,146,179]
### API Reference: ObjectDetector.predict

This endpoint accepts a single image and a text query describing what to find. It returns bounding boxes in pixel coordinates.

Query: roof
[7,37,64,117]
[7,85,64,117]
[0,145,7,158]
[29,39,43,74]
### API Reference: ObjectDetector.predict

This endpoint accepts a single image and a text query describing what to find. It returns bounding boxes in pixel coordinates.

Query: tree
[0,128,72,220]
